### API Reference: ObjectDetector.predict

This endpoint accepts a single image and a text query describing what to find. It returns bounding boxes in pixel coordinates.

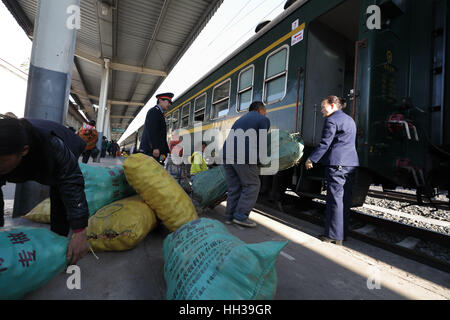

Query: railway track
[367,189,450,211]
[255,194,450,273]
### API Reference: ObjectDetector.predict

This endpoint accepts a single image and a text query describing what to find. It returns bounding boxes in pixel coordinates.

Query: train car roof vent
[255,20,271,33]
[284,0,297,10]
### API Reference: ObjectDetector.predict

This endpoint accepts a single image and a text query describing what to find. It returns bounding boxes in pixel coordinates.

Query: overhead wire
[205,0,287,71]
[207,0,268,47]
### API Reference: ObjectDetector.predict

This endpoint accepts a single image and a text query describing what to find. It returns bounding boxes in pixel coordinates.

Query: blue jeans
[224,164,260,221]
[324,166,356,240]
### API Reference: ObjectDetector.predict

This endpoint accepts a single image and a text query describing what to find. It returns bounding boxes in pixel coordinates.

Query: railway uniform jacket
[0,119,89,230]
[139,105,170,157]
[309,110,359,167]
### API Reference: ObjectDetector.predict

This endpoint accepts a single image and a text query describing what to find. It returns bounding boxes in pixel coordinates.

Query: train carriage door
[303,0,360,147]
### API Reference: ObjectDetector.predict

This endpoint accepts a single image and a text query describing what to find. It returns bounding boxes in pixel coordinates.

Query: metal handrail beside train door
[352,39,367,120]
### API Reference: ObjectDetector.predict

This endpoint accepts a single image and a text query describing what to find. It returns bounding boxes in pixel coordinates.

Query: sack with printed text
[163,218,287,300]
[191,165,227,208]
[23,164,136,223]
[0,226,68,300]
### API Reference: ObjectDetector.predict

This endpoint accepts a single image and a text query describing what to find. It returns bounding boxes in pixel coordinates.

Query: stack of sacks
[0,227,69,300]
[86,195,158,251]
[80,163,136,216]
[123,153,198,232]
[23,163,136,223]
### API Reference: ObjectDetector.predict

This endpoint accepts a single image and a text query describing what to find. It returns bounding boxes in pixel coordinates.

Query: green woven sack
[0,227,69,300]
[261,130,304,172]
[163,218,288,300]
[191,166,227,208]
[79,163,136,216]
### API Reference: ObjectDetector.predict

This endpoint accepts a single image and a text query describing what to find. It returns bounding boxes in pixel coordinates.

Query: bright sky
[0,2,32,118]
[0,0,287,142]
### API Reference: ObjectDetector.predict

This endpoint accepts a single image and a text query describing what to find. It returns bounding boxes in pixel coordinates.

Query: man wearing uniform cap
[139,92,173,162]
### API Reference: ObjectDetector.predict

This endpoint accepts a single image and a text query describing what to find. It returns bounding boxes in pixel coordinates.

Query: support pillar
[104,104,111,140]
[13,0,80,217]
[94,59,110,162]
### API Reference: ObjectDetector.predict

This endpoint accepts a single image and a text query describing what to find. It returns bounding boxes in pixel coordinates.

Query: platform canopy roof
[3,0,223,141]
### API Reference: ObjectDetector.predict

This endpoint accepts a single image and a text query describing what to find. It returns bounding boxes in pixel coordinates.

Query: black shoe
[318,235,343,246]
[232,219,257,228]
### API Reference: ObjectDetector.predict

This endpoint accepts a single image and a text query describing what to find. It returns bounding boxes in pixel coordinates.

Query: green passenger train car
[147,0,449,205]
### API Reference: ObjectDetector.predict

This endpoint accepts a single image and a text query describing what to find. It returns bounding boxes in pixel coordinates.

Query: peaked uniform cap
[156,92,174,102]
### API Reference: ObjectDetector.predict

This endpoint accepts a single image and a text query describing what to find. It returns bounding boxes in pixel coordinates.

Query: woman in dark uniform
[305,96,359,245]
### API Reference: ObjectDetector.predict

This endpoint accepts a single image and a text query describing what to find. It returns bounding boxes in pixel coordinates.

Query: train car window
[264,46,288,104]
[211,79,231,119]
[237,65,254,111]
[172,109,180,130]
[181,102,191,127]
[165,114,172,131]
[194,93,207,122]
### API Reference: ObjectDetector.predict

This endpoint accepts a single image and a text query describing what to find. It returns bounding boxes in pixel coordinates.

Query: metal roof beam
[74,50,167,76]
[110,62,167,77]
[70,90,145,106]
[88,96,145,106]
[110,115,135,119]
[96,0,114,59]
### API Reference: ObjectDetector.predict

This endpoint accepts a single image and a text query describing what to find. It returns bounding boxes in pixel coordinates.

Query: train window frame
[171,109,180,131]
[262,44,289,105]
[211,78,231,120]
[165,114,172,131]
[194,93,207,123]
[181,102,191,128]
[236,65,255,112]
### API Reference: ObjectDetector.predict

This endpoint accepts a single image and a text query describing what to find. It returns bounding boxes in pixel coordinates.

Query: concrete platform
[1,157,449,300]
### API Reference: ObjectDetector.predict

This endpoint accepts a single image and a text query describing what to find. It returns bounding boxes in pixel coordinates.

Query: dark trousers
[0,188,70,233]
[224,164,260,221]
[145,149,165,164]
[324,166,356,241]
[50,186,70,236]
[0,188,4,227]
[81,150,91,163]
[81,148,99,163]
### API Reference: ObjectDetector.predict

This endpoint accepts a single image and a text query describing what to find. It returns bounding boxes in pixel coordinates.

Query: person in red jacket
[78,120,99,163]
